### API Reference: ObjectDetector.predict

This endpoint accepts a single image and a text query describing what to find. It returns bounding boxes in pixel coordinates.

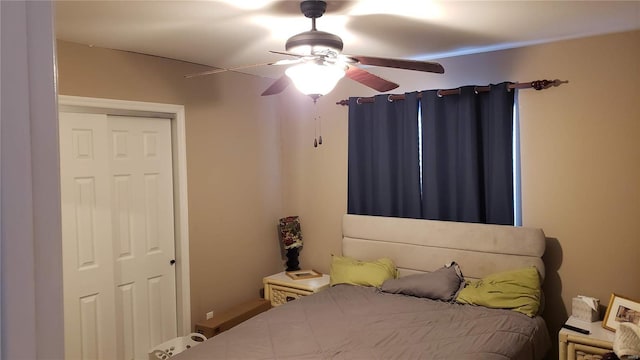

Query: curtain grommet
[437,90,443,98]
[356,97,363,105]
[474,86,479,95]
[387,95,394,102]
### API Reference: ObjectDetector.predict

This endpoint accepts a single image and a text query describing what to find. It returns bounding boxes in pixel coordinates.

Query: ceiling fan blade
[348,55,445,74]
[345,65,399,92]
[269,50,305,58]
[184,68,227,79]
[184,62,273,78]
[261,75,292,96]
[270,59,303,66]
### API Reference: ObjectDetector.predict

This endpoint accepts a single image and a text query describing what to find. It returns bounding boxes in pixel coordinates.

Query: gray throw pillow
[381,262,464,301]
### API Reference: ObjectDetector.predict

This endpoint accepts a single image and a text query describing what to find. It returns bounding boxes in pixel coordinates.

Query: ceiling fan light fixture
[285,62,345,97]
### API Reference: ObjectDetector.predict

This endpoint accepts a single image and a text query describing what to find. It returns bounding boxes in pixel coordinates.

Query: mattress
[175,284,550,360]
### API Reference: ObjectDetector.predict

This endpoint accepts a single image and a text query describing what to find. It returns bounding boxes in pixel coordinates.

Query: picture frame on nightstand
[286,269,322,280]
[602,293,640,332]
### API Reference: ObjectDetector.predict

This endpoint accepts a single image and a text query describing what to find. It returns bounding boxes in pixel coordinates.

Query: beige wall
[56,41,287,327]
[279,30,640,353]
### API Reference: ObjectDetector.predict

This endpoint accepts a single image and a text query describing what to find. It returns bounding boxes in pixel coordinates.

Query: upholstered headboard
[342,214,546,280]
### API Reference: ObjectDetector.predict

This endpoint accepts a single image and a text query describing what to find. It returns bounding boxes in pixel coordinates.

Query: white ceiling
[55,0,640,79]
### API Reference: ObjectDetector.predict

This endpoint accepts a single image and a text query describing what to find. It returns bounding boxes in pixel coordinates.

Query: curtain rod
[335,79,568,106]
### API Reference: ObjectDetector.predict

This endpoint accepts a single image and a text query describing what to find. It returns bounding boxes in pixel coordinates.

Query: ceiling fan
[187,0,445,99]
[260,0,444,99]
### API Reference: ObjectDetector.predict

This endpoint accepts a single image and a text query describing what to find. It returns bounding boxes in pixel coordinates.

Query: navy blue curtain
[421,82,514,225]
[347,92,421,218]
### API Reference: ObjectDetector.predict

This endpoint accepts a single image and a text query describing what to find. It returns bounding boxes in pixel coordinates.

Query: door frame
[58,95,192,335]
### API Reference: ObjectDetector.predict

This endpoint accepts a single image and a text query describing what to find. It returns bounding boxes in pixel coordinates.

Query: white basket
[148,333,207,360]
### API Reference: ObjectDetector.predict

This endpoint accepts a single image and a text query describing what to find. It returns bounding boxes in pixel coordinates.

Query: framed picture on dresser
[285,269,322,280]
[603,293,640,331]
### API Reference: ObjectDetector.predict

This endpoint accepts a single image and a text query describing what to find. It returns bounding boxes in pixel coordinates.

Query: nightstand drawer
[568,342,611,360]
[263,271,330,307]
[270,284,313,306]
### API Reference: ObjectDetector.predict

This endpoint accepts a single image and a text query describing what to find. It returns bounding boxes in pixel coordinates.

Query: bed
[175,214,551,359]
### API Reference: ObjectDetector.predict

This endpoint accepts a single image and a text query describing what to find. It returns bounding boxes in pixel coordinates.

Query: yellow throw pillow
[456,266,541,317]
[330,256,398,288]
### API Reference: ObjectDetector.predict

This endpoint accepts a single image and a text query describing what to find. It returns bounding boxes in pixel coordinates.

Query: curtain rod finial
[531,79,569,90]
[553,79,569,86]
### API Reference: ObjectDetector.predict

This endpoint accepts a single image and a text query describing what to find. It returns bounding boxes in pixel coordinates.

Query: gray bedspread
[176,285,550,360]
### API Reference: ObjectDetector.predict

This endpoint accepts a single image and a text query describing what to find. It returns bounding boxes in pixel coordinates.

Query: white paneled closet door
[60,112,177,360]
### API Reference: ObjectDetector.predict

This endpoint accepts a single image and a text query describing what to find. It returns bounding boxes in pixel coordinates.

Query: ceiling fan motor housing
[285,30,344,55]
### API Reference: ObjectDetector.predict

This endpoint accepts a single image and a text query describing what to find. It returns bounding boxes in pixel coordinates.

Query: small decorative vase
[285,247,301,271]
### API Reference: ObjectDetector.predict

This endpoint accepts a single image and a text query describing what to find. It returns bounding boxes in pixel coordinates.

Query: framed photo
[602,293,640,331]
[286,269,322,280]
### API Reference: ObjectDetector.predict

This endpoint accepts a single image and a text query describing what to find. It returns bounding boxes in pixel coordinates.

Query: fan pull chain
[318,114,323,145]
[313,112,318,148]
[312,102,320,148]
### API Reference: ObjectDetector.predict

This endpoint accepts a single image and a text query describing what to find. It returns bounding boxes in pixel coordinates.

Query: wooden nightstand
[559,316,615,360]
[263,271,330,307]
